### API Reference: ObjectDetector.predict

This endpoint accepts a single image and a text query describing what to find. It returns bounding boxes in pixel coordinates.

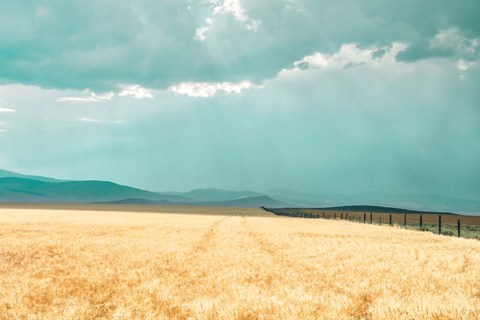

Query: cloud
[0,107,16,113]
[398,27,480,62]
[294,44,377,70]
[76,118,124,124]
[0,1,479,92]
[457,59,475,72]
[118,85,153,99]
[194,18,214,41]
[194,0,260,41]
[430,28,479,57]
[290,42,408,72]
[58,85,152,103]
[168,81,259,97]
[57,91,114,103]
[91,92,115,101]
[211,0,249,22]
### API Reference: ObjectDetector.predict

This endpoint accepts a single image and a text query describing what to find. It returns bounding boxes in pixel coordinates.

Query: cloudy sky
[0,0,479,198]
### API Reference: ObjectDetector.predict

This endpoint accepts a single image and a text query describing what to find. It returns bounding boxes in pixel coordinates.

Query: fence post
[341,212,343,220]
[323,212,325,218]
[420,214,423,228]
[389,214,392,226]
[346,212,348,220]
[457,219,460,238]
[379,216,382,225]
[439,215,442,235]
[370,212,373,224]
[404,214,407,227]
[364,213,366,223]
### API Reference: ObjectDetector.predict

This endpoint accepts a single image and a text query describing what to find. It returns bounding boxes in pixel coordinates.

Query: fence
[261,207,480,240]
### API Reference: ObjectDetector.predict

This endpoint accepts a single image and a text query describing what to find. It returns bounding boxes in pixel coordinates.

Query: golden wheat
[1,206,479,319]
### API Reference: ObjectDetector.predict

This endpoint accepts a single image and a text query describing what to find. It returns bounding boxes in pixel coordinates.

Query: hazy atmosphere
[1,0,479,200]
[2,3,480,319]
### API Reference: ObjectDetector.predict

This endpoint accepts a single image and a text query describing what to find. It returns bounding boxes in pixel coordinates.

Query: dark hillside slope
[0,177,192,203]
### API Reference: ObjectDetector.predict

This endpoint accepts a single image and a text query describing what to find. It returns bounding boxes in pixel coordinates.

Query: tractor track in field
[145,215,232,309]
[240,216,319,275]
[192,215,230,254]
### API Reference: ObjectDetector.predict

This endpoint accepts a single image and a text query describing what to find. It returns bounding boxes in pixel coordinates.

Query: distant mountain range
[0,169,289,208]
[0,169,479,214]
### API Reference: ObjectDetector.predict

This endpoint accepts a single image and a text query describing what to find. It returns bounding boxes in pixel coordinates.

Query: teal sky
[0,1,479,199]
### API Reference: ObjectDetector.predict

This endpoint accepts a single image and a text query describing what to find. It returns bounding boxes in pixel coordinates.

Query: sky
[0,0,479,199]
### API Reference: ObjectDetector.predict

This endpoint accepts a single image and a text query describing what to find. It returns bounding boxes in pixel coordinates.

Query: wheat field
[1,206,479,319]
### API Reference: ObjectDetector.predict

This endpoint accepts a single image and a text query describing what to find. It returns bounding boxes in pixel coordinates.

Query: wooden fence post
[457,219,460,238]
[439,215,442,235]
[404,214,407,227]
[341,212,343,220]
[364,213,366,223]
[379,216,382,225]
[420,214,423,228]
[370,212,373,224]
[389,214,392,226]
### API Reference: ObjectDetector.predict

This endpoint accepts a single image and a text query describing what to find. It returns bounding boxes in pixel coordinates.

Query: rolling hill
[197,195,292,208]
[0,169,64,183]
[183,188,262,202]
[0,177,192,204]
[305,205,455,215]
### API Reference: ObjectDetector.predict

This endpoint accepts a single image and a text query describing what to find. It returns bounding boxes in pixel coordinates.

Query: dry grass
[1,206,479,319]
